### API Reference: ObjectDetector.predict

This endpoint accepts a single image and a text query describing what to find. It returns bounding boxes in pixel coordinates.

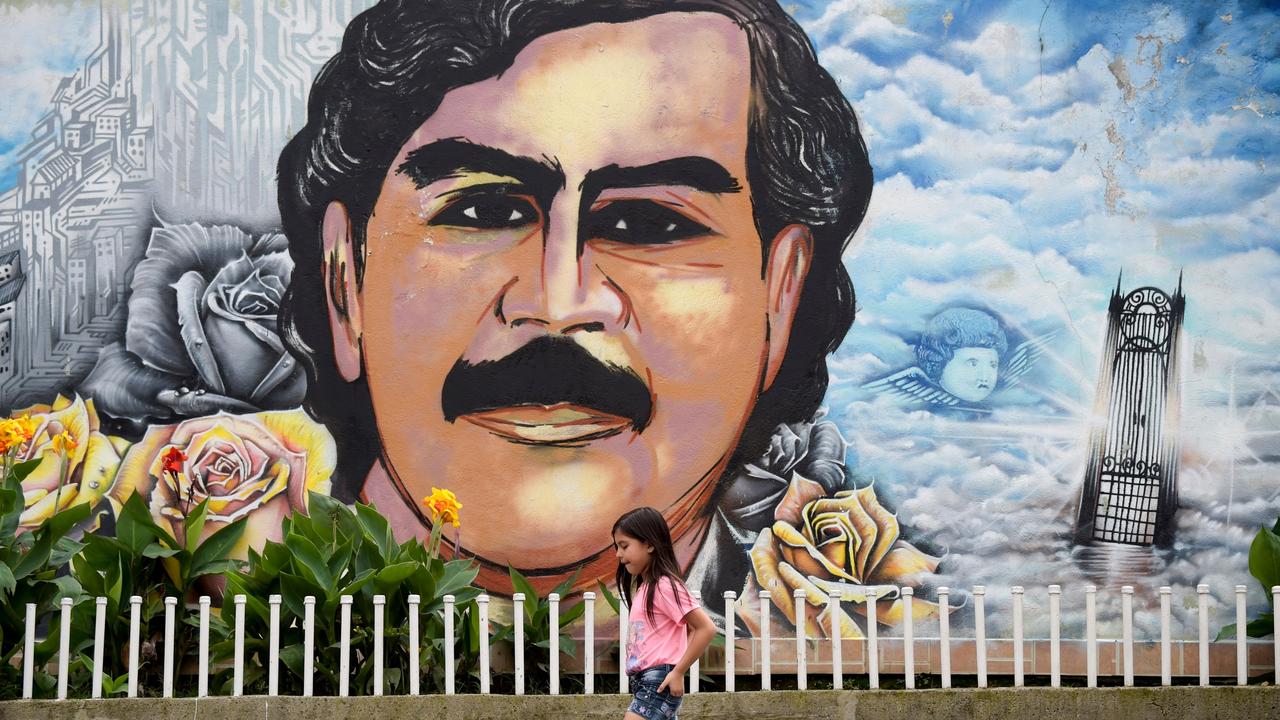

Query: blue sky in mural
[0,3,99,189]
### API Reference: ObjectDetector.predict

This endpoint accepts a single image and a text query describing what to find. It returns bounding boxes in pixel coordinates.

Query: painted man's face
[324,13,810,570]
[939,347,999,402]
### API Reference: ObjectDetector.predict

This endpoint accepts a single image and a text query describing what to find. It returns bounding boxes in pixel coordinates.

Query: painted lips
[459,402,633,445]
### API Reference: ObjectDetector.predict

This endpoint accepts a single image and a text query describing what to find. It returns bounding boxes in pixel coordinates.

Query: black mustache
[441,335,653,432]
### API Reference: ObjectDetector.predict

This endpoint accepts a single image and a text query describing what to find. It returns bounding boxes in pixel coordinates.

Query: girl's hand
[657,669,685,697]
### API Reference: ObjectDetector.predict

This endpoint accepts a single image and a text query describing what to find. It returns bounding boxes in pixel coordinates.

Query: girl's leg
[624,713,647,720]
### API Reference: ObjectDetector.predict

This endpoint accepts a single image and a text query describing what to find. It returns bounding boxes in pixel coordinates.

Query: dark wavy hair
[915,307,1009,381]
[277,0,873,499]
[613,507,688,624]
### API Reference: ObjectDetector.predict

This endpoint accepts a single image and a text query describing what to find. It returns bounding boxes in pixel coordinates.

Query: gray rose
[80,221,305,422]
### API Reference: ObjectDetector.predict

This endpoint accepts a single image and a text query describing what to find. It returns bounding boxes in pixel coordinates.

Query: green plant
[1218,516,1279,640]
[504,565,589,691]
[0,458,91,699]
[61,493,247,695]
[214,493,480,695]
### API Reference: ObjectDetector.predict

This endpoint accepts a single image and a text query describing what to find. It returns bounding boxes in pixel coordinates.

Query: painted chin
[459,403,633,446]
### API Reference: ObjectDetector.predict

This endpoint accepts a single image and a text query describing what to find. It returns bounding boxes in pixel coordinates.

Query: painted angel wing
[1001,329,1060,387]
[863,366,962,406]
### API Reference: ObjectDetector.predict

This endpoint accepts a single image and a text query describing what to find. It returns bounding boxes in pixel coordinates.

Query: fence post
[974,585,987,689]
[514,592,525,696]
[1273,586,1279,687]
[1049,585,1061,688]
[444,594,456,695]
[23,603,35,699]
[198,595,210,697]
[233,594,246,696]
[689,590,700,694]
[618,597,628,694]
[584,591,596,695]
[938,587,951,689]
[269,594,281,696]
[759,590,771,691]
[130,596,144,698]
[339,594,352,697]
[1085,585,1097,688]
[1235,585,1247,686]
[865,587,877,689]
[162,596,175,697]
[549,592,560,695]
[1197,583,1210,687]
[796,588,808,690]
[1159,586,1172,686]
[828,589,842,690]
[724,590,737,693]
[57,597,71,700]
[1011,586,1023,687]
[303,595,315,697]
[408,593,421,696]
[479,594,491,694]
[1121,585,1134,686]
[903,586,915,689]
[92,597,107,699]
[373,594,385,696]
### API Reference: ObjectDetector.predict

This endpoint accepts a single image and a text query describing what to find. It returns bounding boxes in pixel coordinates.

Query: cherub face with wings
[864,306,1057,409]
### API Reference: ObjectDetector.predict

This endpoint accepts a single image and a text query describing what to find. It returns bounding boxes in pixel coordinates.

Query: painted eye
[432,194,538,229]
[589,200,711,244]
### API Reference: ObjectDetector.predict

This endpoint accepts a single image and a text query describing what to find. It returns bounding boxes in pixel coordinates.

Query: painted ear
[762,224,813,392]
[322,202,363,382]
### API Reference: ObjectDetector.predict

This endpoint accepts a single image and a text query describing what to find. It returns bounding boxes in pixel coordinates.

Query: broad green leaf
[8,458,43,484]
[559,598,587,627]
[338,568,377,599]
[12,527,53,580]
[142,543,182,559]
[373,561,418,588]
[189,518,248,578]
[42,501,92,541]
[1249,524,1280,598]
[225,574,271,623]
[50,535,85,568]
[183,499,210,554]
[78,533,127,568]
[509,565,539,620]
[280,572,320,619]
[286,533,333,589]
[597,580,621,614]
[0,562,14,598]
[116,494,159,554]
[355,503,396,562]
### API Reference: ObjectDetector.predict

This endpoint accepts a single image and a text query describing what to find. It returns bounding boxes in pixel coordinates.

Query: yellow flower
[50,431,77,454]
[112,408,335,561]
[422,487,462,528]
[7,396,126,533]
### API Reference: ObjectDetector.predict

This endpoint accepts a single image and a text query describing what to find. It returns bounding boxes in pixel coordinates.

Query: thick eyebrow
[580,156,743,202]
[396,138,565,202]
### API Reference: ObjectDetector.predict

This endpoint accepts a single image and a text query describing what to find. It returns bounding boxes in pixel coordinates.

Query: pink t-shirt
[625,576,700,674]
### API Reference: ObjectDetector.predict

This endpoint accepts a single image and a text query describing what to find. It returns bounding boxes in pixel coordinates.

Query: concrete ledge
[1,687,1277,720]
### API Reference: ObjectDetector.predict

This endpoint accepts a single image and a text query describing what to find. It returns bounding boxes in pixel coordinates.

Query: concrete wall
[1,687,1278,720]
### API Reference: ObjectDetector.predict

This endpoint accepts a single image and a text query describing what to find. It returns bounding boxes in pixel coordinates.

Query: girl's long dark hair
[613,507,688,624]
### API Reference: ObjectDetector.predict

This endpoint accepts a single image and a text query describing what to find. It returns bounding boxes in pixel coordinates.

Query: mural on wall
[1,0,1278,644]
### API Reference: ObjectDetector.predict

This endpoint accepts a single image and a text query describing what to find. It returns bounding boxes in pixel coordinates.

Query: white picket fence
[19,583,1280,700]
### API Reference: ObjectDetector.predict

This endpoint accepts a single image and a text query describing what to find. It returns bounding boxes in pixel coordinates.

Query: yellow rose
[113,408,336,559]
[740,475,947,640]
[8,395,126,533]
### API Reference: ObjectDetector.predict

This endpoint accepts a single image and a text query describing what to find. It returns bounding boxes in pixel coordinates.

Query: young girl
[612,507,716,720]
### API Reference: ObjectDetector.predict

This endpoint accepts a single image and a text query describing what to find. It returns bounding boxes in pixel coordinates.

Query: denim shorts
[627,663,683,720]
